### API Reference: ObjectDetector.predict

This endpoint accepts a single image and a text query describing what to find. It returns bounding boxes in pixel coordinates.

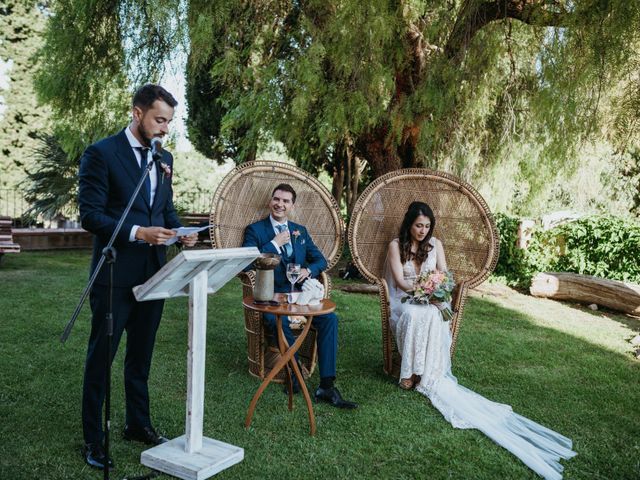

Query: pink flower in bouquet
[419,278,436,295]
[402,269,456,321]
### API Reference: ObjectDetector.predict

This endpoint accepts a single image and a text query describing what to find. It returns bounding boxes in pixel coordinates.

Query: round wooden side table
[242,294,337,436]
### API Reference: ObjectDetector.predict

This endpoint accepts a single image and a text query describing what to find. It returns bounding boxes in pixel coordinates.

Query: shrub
[494,214,640,287]
[551,216,640,282]
[493,213,532,287]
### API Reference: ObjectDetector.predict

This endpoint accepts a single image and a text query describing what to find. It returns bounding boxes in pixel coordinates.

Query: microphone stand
[62,154,159,480]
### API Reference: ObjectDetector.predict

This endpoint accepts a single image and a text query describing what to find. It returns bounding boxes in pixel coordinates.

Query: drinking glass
[286,263,301,299]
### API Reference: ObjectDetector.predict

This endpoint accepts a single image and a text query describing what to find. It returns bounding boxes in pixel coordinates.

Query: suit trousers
[262,312,338,379]
[81,284,164,445]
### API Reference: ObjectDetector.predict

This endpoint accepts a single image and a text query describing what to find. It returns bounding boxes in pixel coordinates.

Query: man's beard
[136,123,152,146]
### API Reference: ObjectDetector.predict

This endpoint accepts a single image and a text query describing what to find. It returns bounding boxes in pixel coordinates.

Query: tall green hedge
[494,214,640,288]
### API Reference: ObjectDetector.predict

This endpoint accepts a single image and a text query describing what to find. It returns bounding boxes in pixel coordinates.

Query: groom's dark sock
[319,376,334,390]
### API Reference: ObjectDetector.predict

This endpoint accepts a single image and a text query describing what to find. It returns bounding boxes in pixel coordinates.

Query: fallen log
[336,283,379,294]
[530,272,640,315]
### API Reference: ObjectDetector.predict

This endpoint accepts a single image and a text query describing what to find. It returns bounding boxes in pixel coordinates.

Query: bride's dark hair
[398,201,436,265]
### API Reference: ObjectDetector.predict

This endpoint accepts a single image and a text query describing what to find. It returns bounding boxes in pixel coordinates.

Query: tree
[34,0,134,160]
[36,1,640,215]
[184,0,640,213]
[29,0,177,217]
[0,1,50,190]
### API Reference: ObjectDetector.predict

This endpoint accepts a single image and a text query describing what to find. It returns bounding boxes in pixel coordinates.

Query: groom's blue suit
[79,128,182,445]
[243,217,337,379]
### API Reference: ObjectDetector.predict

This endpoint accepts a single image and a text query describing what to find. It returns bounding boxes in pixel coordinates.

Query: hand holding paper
[135,226,176,245]
[164,225,210,246]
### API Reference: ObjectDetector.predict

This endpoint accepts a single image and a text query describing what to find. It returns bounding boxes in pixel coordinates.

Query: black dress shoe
[314,386,358,409]
[83,443,114,470]
[123,425,168,445]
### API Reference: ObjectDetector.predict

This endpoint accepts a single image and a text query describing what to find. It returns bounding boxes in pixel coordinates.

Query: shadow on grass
[557,300,640,332]
[1,251,638,479]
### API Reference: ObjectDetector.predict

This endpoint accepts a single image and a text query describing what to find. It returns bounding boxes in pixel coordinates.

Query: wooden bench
[0,216,21,263]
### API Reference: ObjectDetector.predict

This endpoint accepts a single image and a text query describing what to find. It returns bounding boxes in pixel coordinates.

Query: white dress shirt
[269,215,291,254]
[125,126,158,241]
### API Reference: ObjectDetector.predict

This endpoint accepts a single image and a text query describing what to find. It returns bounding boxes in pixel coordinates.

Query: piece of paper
[164,225,210,246]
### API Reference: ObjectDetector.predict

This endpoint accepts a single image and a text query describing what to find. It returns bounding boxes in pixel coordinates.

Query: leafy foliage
[186,1,640,203]
[21,133,78,219]
[493,213,534,287]
[34,0,131,159]
[613,148,640,216]
[25,0,189,217]
[29,1,640,217]
[551,216,640,282]
[495,214,640,287]
[0,1,51,188]
[185,48,257,163]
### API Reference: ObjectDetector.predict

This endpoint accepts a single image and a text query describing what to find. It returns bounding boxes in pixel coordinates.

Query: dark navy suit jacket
[242,217,327,292]
[79,129,182,288]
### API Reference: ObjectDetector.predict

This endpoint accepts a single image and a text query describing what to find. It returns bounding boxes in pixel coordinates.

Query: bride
[384,201,576,480]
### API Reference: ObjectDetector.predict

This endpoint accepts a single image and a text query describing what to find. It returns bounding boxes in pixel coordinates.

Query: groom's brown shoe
[314,387,358,409]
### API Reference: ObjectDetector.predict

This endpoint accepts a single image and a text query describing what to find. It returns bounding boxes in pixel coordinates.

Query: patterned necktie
[276,224,293,257]
[137,147,151,201]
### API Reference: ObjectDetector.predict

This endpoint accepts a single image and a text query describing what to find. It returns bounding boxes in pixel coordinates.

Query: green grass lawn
[1,251,639,479]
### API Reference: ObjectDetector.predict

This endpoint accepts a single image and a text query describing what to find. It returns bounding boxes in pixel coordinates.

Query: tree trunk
[329,138,362,215]
[355,61,424,180]
[356,121,425,180]
[530,272,640,315]
[356,127,400,179]
[331,159,344,208]
[347,155,360,216]
[345,144,352,208]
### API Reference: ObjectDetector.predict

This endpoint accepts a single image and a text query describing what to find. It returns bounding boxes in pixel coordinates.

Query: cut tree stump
[530,272,640,315]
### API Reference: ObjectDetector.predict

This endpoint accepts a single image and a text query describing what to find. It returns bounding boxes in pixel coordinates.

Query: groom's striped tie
[276,224,293,257]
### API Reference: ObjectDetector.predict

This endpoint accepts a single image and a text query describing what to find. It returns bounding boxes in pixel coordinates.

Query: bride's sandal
[399,378,414,390]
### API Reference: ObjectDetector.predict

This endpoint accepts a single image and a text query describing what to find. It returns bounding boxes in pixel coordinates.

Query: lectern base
[141,435,244,480]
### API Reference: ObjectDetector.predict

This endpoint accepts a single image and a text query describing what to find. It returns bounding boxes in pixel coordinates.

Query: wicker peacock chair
[348,169,499,377]
[210,161,344,382]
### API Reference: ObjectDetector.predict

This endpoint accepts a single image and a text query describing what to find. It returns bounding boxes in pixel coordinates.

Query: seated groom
[242,183,357,409]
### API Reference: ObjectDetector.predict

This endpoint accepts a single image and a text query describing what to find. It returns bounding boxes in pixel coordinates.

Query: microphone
[150,137,163,160]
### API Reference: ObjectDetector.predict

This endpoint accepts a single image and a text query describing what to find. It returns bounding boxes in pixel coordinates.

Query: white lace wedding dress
[384,238,576,480]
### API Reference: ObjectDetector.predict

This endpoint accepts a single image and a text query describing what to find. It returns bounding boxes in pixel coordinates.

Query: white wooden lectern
[133,247,260,480]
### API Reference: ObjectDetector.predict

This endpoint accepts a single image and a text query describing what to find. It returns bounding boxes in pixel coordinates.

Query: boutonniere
[159,162,172,184]
[292,229,305,244]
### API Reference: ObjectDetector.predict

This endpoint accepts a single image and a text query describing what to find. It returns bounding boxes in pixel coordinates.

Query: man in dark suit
[78,84,197,469]
[242,183,357,409]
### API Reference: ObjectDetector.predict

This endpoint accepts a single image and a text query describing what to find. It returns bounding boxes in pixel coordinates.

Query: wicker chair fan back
[210,161,344,269]
[348,169,499,288]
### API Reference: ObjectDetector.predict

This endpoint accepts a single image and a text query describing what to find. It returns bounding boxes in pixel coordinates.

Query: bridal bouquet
[402,270,456,321]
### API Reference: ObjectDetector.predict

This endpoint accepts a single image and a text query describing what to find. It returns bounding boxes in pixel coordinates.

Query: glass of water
[286,263,301,299]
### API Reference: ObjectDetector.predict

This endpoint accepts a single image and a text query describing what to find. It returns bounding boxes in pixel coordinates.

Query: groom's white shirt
[269,215,291,254]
